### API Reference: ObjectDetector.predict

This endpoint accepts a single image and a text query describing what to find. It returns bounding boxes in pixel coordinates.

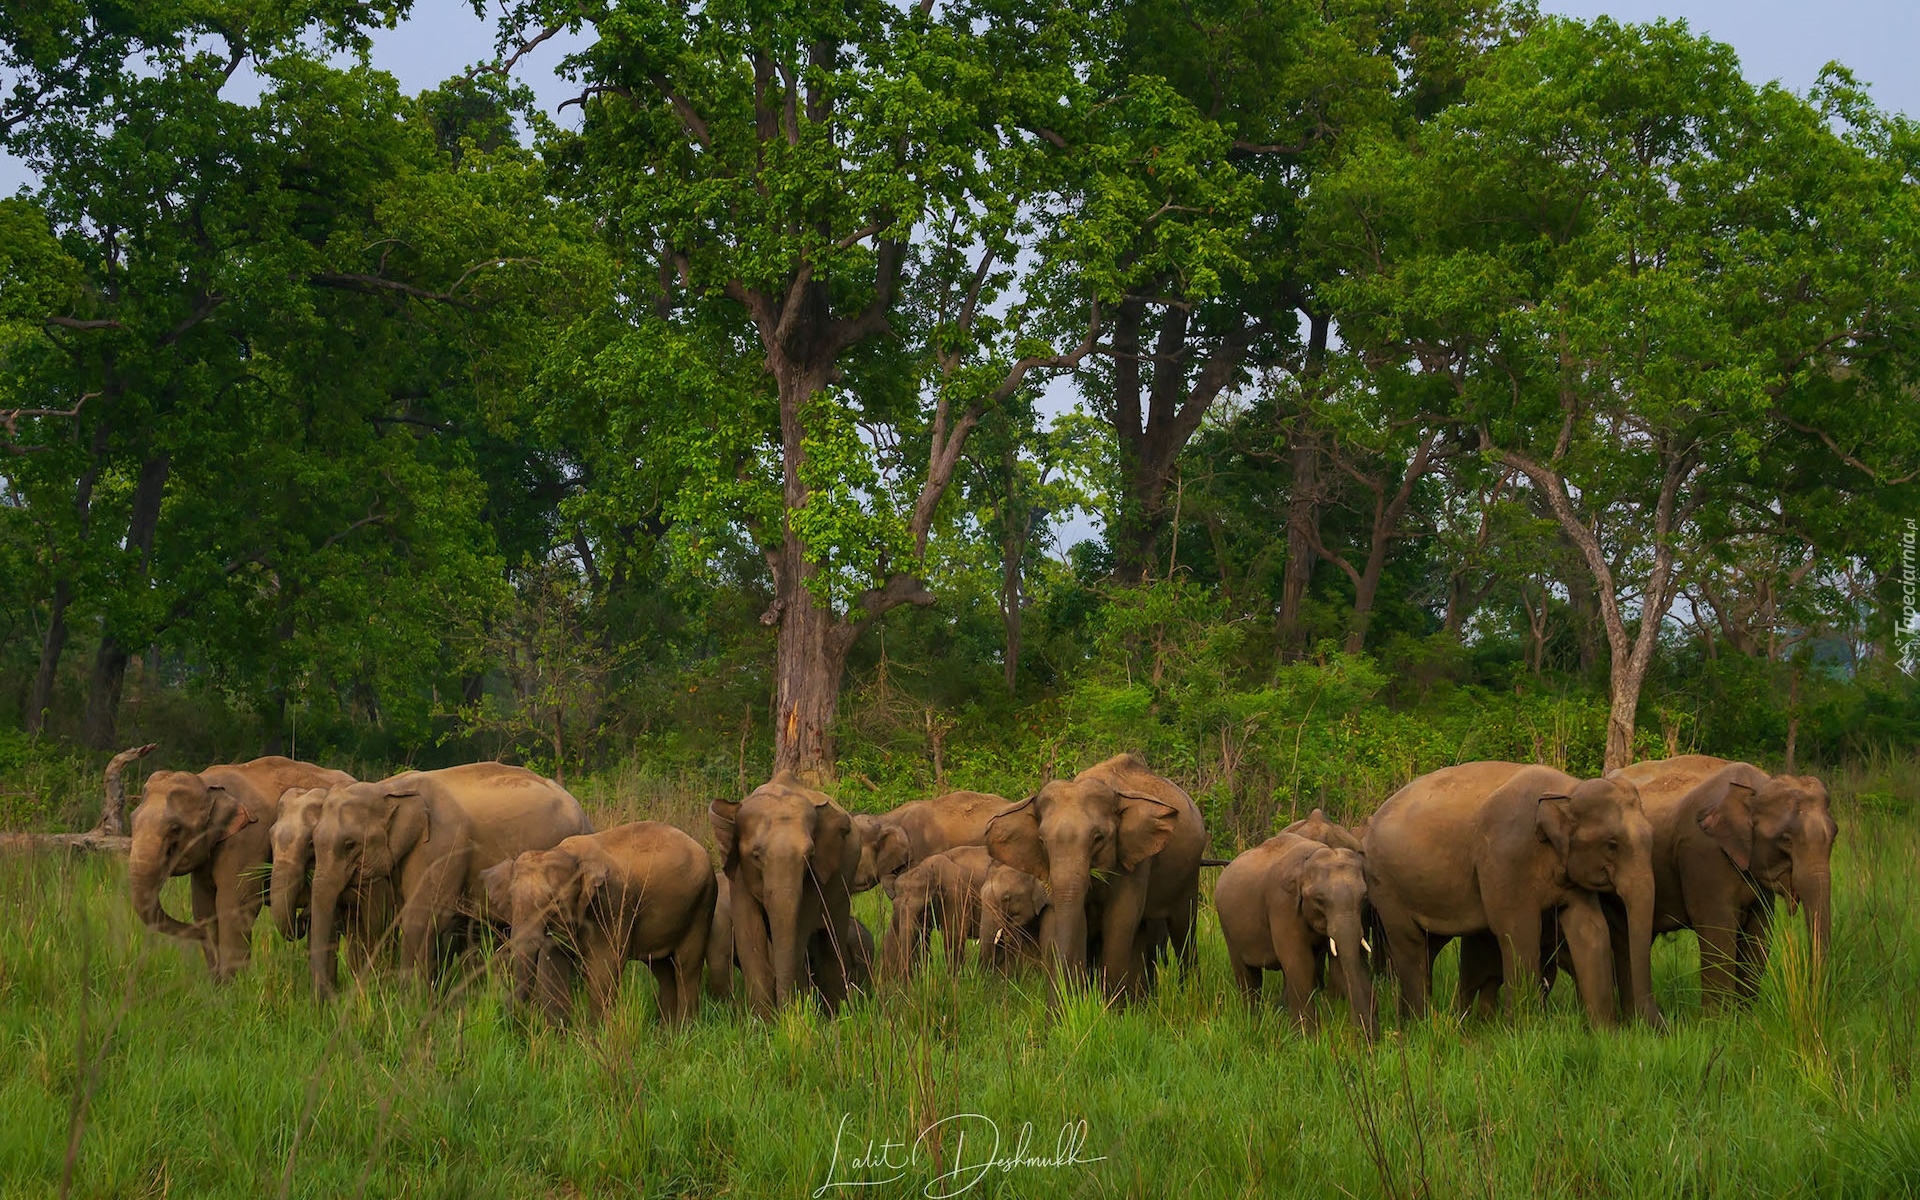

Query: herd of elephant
[122,749,1835,1034]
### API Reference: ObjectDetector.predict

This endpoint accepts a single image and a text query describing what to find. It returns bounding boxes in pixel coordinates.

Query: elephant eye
[1607,838,1620,853]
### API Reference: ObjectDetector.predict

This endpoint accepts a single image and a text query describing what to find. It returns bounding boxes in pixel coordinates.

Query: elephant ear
[709,797,742,869]
[809,796,852,883]
[1697,779,1758,871]
[1116,792,1179,872]
[481,859,516,919]
[571,856,611,928]
[371,791,428,880]
[1534,792,1576,863]
[210,786,255,841]
[875,824,911,880]
[986,799,1047,880]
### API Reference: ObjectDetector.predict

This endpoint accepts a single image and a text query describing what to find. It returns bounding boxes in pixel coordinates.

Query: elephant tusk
[1330,938,1340,959]
[1361,936,1373,955]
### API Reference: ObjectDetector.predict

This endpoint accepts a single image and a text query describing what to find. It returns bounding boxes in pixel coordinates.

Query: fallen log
[0,742,155,854]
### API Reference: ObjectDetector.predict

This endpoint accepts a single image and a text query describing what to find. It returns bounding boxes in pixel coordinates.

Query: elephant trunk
[269,847,311,943]
[977,905,1006,974]
[764,860,806,1008]
[1045,863,1091,984]
[1332,913,1377,1040]
[1794,861,1833,973]
[128,836,199,944]
[509,927,543,1008]
[1619,862,1663,1030]
[307,864,346,1000]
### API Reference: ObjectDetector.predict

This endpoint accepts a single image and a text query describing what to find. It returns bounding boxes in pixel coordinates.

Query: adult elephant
[985,754,1205,997]
[708,771,860,1016]
[306,763,591,998]
[127,756,353,981]
[1364,762,1662,1028]
[1613,755,1836,1006]
[481,822,715,1025]
[850,790,1007,894]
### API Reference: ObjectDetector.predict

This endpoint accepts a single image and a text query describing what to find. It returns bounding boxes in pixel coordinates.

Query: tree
[524,0,1105,778]
[1320,17,1920,768]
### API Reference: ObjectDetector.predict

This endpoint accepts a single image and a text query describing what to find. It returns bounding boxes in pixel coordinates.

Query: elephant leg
[1380,918,1432,1019]
[1099,887,1150,998]
[1232,958,1263,1012]
[1487,910,1546,1019]
[811,927,850,1013]
[190,871,219,972]
[211,856,259,983]
[1456,932,1503,1018]
[1273,926,1321,1033]
[1734,902,1771,1003]
[582,935,624,1021]
[1557,897,1617,1028]
[1694,911,1742,1013]
[1167,895,1198,973]
[662,911,708,1024]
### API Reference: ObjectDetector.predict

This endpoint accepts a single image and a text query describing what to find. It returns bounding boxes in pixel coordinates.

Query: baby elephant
[881,846,995,980]
[978,861,1050,973]
[1216,832,1377,1037]
[483,822,715,1025]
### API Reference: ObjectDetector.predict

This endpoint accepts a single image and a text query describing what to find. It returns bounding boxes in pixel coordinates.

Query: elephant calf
[851,790,1008,894]
[482,822,716,1024]
[881,846,995,980]
[269,786,392,966]
[978,861,1050,973]
[1216,832,1377,1037]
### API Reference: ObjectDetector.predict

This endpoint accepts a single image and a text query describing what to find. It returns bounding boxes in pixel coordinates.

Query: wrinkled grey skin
[1217,833,1377,1038]
[977,862,1050,973]
[128,756,352,981]
[710,771,859,1016]
[986,754,1205,997]
[481,822,715,1025]
[880,846,994,981]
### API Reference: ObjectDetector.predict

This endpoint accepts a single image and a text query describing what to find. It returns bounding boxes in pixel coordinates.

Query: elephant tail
[1199,857,1233,868]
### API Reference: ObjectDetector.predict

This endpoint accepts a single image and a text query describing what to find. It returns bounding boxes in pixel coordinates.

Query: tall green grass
[2,793,1917,1199]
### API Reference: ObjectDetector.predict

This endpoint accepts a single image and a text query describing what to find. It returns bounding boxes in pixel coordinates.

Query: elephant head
[851,814,910,895]
[268,787,331,942]
[1535,775,1661,1026]
[978,863,1049,969]
[308,778,429,997]
[127,769,258,947]
[710,772,853,1009]
[985,767,1180,981]
[1697,768,1838,966]
[1293,845,1377,1038]
[482,842,604,1022]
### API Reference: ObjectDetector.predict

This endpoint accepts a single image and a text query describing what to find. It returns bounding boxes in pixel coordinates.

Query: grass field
[1,781,1918,1199]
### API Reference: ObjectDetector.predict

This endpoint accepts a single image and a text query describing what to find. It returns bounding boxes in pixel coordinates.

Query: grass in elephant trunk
[0,801,1917,1199]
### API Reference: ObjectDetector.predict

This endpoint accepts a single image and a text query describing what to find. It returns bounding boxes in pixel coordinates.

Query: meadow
[2,763,1918,1200]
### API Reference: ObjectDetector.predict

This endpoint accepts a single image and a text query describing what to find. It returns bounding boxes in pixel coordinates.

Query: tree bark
[1494,441,1696,772]
[999,446,1030,698]
[83,451,169,750]
[26,422,111,735]
[1278,313,1329,658]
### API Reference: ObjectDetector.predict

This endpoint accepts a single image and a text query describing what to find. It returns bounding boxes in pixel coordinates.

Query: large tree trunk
[769,554,851,783]
[26,579,71,735]
[27,426,110,735]
[83,451,169,750]
[999,446,1030,697]
[1279,314,1330,659]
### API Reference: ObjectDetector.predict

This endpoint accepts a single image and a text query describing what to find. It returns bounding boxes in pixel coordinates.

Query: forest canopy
[3,0,1916,830]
